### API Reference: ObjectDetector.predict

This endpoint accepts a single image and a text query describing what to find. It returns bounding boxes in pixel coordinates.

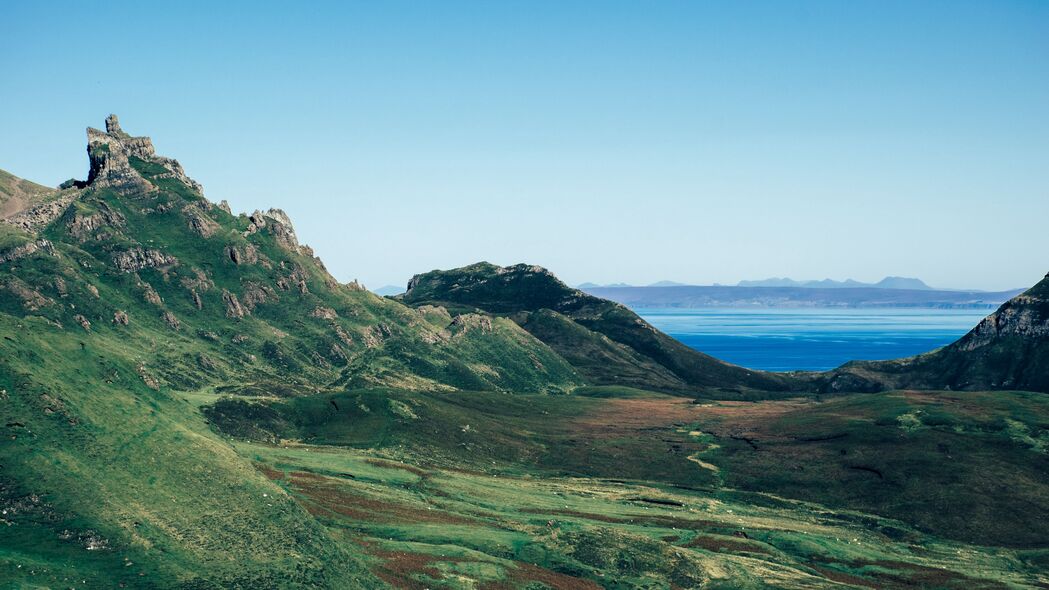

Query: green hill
[397,262,798,395]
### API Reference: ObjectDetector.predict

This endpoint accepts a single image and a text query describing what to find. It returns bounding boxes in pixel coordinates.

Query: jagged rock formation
[86,114,203,195]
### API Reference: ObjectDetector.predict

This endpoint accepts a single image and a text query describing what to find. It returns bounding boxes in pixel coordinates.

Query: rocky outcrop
[822,272,1049,393]
[0,277,51,311]
[184,204,218,238]
[162,311,181,331]
[224,244,259,265]
[241,282,277,311]
[112,248,178,273]
[449,314,494,337]
[3,190,80,232]
[66,202,125,241]
[140,282,163,306]
[243,209,300,251]
[113,310,129,325]
[0,239,56,265]
[85,115,203,195]
[74,314,91,331]
[222,289,246,318]
[310,307,338,320]
[361,323,393,348]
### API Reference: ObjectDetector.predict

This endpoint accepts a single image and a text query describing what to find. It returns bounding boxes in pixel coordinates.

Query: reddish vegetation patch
[686,399,817,442]
[365,458,430,478]
[286,471,476,525]
[682,534,769,555]
[811,566,880,589]
[368,549,446,590]
[254,462,284,481]
[483,561,602,590]
[572,397,700,438]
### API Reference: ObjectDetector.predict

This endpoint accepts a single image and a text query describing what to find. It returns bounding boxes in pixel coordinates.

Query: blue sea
[636,308,990,372]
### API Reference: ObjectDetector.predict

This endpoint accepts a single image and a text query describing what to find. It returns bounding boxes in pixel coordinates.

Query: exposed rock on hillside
[0,239,56,264]
[112,248,178,272]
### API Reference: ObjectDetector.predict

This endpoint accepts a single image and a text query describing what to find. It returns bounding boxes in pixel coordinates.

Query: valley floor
[203,388,1048,589]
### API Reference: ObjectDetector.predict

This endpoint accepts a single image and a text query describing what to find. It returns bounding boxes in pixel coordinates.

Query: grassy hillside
[398,262,798,395]
[0,118,579,587]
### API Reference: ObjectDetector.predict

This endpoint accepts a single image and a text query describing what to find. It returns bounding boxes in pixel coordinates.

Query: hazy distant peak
[738,276,932,290]
[874,276,931,290]
[371,284,405,296]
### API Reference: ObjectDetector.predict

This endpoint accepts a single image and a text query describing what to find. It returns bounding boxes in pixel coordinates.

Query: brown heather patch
[681,534,770,555]
[286,471,476,525]
[254,462,284,481]
[571,397,700,438]
[365,457,430,478]
[367,548,446,590]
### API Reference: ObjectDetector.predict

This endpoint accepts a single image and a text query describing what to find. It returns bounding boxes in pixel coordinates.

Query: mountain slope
[822,273,1049,393]
[398,262,797,394]
[0,116,581,586]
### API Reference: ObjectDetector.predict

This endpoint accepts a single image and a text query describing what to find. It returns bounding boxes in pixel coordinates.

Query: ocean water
[636,308,991,372]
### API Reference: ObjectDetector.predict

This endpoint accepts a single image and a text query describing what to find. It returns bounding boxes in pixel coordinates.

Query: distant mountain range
[371,284,405,296]
[579,276,936,290]
[583,285,1025,309]
[737,276,933,290]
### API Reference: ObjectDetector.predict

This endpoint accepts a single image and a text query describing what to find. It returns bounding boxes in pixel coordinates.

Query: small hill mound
[398,262,797,394]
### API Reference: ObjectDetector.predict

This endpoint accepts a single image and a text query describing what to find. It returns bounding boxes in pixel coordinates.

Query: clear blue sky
[2,1,1047,291]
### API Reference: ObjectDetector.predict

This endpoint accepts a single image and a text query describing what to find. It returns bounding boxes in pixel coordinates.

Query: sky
[2,1,1047,291]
